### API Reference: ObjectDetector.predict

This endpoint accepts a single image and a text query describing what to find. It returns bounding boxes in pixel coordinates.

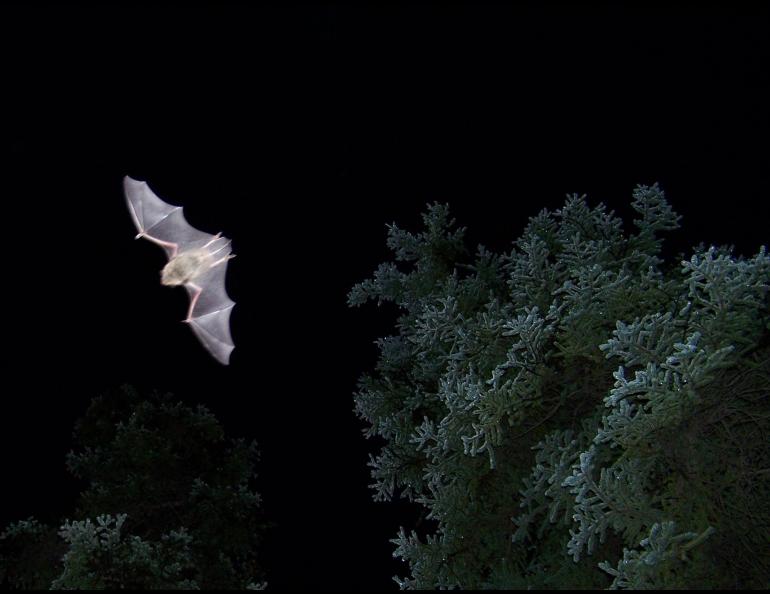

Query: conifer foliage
[349,185,770,589]
[0,386,268,590]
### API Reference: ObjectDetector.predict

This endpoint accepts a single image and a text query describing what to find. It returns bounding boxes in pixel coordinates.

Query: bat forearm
[185,283,202,322]
[138,232,178,258]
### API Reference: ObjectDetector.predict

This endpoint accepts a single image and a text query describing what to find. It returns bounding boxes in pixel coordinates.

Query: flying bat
[124,176,236,365]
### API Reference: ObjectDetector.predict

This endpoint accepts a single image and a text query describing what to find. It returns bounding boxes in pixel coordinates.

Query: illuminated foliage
[350,186,770,589]
[1,386,268,590]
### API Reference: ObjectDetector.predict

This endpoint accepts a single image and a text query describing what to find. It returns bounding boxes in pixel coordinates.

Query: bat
[124,176,236,365]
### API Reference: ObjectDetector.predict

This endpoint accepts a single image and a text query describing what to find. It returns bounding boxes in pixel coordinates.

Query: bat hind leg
[203,232,223,248]
[211,253,235,267]
[203,233,234,262]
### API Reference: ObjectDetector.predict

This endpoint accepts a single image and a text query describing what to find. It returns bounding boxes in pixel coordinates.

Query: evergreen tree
[0,386,268,590]
[349,185,770,589]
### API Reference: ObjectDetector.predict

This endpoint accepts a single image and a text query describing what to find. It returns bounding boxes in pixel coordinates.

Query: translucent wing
[184,261,236,365]
[124,175,237,365]
[124,176,217,258]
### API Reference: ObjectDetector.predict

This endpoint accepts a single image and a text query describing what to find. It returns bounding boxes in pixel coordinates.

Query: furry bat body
[124,176,236,365]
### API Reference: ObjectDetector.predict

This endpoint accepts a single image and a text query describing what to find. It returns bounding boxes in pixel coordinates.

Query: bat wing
[185,260,236,365]
[124,176,218,258]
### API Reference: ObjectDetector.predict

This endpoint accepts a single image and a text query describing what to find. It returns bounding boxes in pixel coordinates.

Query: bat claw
[203,232,224,249]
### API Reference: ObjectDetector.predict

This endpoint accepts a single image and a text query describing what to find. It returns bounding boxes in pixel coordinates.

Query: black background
[2,3,768,591]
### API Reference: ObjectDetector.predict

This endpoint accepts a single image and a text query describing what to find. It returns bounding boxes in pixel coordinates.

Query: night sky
[2,3,768,591]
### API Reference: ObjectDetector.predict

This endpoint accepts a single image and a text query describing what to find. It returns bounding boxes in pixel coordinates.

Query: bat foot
[203,232,223,248]
[211,253,236,268]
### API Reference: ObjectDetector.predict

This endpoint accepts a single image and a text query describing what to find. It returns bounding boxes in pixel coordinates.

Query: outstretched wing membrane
[124,174,237,365]
[185,261,236,365]
[124,176,216,257]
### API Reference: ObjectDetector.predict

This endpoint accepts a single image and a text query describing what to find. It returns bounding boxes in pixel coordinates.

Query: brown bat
[124,176,236,365]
